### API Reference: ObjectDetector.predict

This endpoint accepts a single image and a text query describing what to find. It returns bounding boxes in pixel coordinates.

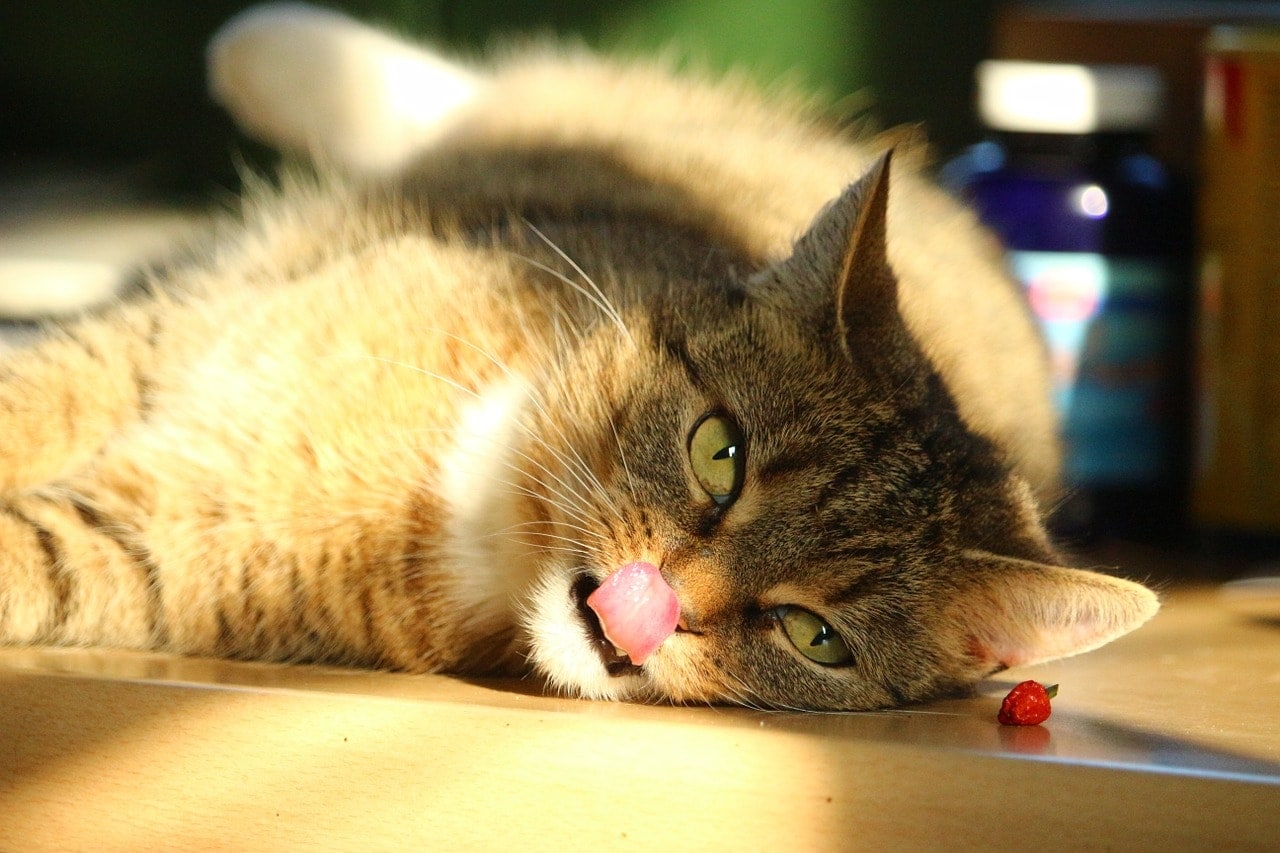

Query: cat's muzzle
[571,574,643,677]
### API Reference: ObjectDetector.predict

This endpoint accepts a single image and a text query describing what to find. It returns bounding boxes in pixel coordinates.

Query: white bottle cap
[977,60,1163,134]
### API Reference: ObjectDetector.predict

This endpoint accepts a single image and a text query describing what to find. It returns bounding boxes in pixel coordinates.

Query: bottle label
[1008,251,1174,487]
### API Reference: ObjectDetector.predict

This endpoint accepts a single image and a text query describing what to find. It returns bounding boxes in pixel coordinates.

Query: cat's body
[0,5,1156,710]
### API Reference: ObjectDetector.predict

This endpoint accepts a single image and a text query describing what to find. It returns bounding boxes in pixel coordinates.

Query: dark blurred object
[0,2,254,195]
[1193,27,1280,537]
[945,59,1192,545]
[990,2,1280,545]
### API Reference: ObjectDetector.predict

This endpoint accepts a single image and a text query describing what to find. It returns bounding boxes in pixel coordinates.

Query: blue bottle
[943,61,1190,540]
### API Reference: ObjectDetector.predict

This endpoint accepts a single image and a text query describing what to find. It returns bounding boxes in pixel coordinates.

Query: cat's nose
[585,561,679,665]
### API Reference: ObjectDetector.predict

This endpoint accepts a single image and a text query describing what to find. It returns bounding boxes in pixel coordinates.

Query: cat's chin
[522,569,655,702]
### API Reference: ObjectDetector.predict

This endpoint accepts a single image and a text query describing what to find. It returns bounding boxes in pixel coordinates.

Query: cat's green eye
[775,606,854,666]
[688,414,746,506]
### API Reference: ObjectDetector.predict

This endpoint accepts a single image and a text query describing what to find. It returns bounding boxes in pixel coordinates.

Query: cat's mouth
[571,574,643,678]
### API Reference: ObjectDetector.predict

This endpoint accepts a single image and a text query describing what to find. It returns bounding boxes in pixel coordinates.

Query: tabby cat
[0,4,1157,710]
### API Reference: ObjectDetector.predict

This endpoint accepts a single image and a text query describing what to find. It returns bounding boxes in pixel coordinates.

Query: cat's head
[518,154,1159,710]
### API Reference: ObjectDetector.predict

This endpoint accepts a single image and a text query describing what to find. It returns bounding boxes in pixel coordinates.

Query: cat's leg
[0,305,161,492]
[207,3,482,174]
[0,314,165,644]
[0,475,159,649]
[0,442,458,668]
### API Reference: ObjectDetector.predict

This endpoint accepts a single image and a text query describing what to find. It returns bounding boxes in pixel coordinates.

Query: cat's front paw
[207,2,481,174]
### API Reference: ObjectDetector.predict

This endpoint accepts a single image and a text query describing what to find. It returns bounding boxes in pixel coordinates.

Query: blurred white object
[0,259,121,318]
[208,2,481,174]
[0,203,200,319]
[977,60,1164,134]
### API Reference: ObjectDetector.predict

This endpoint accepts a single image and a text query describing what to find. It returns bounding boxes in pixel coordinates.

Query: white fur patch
[524,572,645,701]
[208,3,482,174]
[436,378,539,636]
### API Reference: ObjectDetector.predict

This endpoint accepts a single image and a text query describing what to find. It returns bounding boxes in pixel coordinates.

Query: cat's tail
[207,3,483,175]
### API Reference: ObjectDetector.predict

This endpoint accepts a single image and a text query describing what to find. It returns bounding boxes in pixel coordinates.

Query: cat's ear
[753,152,913,367]
[830,150,898,357]
[946,551,1160,674]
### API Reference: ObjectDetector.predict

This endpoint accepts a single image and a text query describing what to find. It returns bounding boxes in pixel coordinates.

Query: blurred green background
[0,0,1002,197]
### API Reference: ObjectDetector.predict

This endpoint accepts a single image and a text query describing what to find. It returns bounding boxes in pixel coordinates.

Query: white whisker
[348,354,481,400]
[606,413,637,506]
[417,327,625,528]
[519,219,633,344]
[495,520,605,548]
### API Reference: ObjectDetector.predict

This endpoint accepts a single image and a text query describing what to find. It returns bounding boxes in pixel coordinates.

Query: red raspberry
[997,680,1058,726]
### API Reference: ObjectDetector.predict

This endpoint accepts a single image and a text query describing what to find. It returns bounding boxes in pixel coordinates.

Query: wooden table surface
[1,582,1277,850]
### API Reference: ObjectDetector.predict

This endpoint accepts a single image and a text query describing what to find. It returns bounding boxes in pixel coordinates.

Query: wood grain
[1,585,1277,850]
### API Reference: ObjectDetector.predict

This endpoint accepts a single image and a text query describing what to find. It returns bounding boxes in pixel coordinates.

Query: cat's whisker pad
[570,575,643,677]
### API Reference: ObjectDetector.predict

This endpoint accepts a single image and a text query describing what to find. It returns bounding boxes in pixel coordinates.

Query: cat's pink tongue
[585,562,679,666]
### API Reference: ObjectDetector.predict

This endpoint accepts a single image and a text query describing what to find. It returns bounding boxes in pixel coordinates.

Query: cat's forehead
[636,297,951,480]
[632,279,1020,514]
[645,289,847,389]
